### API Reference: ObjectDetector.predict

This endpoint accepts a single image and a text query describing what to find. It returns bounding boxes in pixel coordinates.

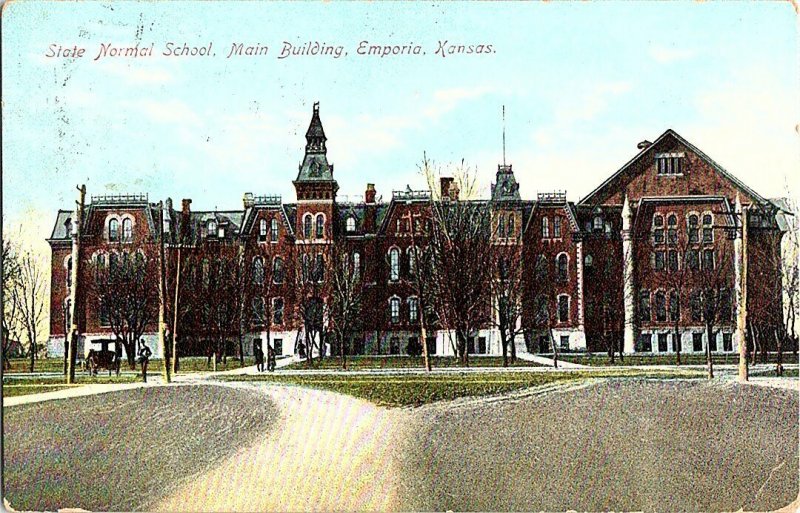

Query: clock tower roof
[296,102,335,183]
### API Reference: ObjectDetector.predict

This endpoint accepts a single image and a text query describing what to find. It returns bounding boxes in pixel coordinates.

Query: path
[152,382,409,512]
[515,351,588,368]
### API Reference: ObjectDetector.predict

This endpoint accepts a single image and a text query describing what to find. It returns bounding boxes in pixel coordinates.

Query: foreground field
[283,355,540,370]
[2,375,140,397]
[3,385,278,512]
[220,368,704,406]
[559,352,800,366]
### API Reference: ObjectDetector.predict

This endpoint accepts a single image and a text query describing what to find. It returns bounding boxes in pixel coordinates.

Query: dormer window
[122,218,133,242]
[207,220,217,237]
[656,153,685,175]
[346,216,356,233]
[593,216,603,232]
[109,219,119,242]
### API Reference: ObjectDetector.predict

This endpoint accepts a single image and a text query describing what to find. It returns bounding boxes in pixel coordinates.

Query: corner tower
[294,102,338,241]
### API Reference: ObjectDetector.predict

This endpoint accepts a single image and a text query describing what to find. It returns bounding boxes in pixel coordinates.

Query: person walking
[137,339,152,383]
[253,339,264,372]
[267,343,276,372]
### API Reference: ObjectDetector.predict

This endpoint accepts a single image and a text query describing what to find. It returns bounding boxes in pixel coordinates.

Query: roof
[48,210,74,241]
[578,129,771,207]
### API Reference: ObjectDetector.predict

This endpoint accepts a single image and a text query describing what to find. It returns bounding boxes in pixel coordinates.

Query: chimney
[440,177,454,200]
[181,198,192,215]
[637,140,653,150]
[365,183,376,204]
[243,192,255,208]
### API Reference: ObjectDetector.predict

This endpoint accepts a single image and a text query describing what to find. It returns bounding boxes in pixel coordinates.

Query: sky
[2,1,798,259]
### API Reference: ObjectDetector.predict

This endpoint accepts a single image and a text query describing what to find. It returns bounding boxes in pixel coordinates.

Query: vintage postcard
[2,1,798,512]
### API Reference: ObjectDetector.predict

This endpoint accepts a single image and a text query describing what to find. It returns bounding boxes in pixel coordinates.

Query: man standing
[138,339,152,382]
[253,338,264,372]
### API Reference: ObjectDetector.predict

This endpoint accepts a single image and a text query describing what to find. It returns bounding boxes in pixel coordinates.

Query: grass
[284,355,541,371]
[559,353,800,366]
[4,356,258,374]
[219,368,704,407]
[3,374,140,398]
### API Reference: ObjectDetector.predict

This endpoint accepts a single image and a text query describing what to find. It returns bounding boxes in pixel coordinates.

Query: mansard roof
[47,210,74,242]
[578,129,771,207]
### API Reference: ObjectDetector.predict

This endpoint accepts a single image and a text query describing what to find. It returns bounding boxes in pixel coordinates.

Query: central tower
[294,102,338,241]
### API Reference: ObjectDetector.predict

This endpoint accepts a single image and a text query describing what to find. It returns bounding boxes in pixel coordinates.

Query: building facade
[46,103,791,359]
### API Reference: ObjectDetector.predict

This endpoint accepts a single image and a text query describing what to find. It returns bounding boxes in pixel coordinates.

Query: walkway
[515,351,588,368]
[3,380,159,407]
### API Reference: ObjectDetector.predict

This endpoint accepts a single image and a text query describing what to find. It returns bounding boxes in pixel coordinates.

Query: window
[541,217,550,238]
[558,295,570,323]
[507,214,515,238]
[252,297,265,324]
[674,333,682,352]
[688,215,699,244]
[557,254,568,282]
[109,219,120,242]
[667,215,677,245]
[346,216,356,233]
[273,257,284,284]
[639,290,651,322]
[273,338,283,356]
[658,333,668,352]
[559,336,569,351]
[207,220,217,237]
[719,288,731,322]
[654,251,665,271]
[693,333,703,352]
[656,153,684,175]
[426,337,436,356]
[353,252,361,278]
[314,254,325,282]
[95,253,106,280]
[668,250,678,272]
[408,297,419,323]
[593,216,603,231]
[303,215,312,239]
[478,337,487,354]
[723,333,733,352]
[653,215,664,244]
[270,219,279,242]
[637,334,653,352]
[498,215,505,238]
[703,249,715,270]
[535,295,549,325]
[584,254,593,268]
[273,298,284,325]
[669,290,680,322]
[390,297,400,324]
[535,255,548,281]
[687,249,700,270]
[259,219,267,242]
[553,217,562,238]
[202,258,210,287]
[390,337,400,355]
[99,298,110,326]
[316,214,324,239]
[690,291,702,322]
[389,248,400,281]
[122,218,133,242]
[66,257,73,288]
[408,247,417,276]
[709,332,717,352]
[252,257,265,285]
[655,291,667,322]
[702,214,713,243]
[301,254,310,282]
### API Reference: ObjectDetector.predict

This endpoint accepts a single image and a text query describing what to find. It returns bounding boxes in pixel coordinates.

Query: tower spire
[502,105,506,167]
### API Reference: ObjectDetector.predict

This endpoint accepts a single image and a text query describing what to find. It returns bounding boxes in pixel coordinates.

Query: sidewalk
[4,380,159,407]
[515,352,588,369]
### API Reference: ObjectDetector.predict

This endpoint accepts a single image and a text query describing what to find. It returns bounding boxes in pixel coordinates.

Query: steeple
[296,102,334,182]
[491,105,521,202]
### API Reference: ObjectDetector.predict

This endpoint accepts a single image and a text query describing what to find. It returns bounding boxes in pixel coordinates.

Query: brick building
[46,103,791,359]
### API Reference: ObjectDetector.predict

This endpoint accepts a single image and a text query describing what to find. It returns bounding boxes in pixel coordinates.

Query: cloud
[649,45,697,64]
[424,85,496,120]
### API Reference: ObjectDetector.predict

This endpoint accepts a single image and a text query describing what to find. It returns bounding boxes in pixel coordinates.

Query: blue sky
[2,1,797,253]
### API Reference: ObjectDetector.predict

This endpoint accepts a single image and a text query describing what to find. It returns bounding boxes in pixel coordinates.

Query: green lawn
[559,353,800,366]
[4,356,258,374]
[3,374,140,398]
[219,368,704,407]
[284,355,541,371]
[5,358,66,373]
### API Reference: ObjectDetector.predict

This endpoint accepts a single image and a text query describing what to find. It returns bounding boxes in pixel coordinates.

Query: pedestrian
[267,343,276,372]
[253,338,264,372]
[137,338,152,382]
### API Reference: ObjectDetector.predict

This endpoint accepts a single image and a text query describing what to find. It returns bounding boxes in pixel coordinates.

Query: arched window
[346,217,356,233]
[273,257,284,284]
[109,219,120,242]
[553,216,562,238]
[507,214,515,238]
[301,254,310,282]
[702,213,713,243]
[667,215,677,245]
[252,257,265,285]
[498,215,505,238]
[593,216,603,231]
[315,214,324,239]
[314,254,325,282]
[584,254,593,268]
[353,252,361,277]
[252,297,265,324]
[259,219,267,241]
[207,220,217,237]
[408,297,419,323]
[541,217,550,238]
[653,215,664,244]
[535,294,549,325]
[271,219,279,242]
[95,253,106,280]
[655,291,667,321]
[303,215,312,239]
[408,247,417,276]
[535,255,548,281]
[390,297,401,324]
[557,253,568,282]
[669,290,680,322]
[389,248,400,281]
[688,214,699,244]
[122,218,133,242]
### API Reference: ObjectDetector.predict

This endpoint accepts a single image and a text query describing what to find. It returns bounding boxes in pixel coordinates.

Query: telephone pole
[66,185,85,384]
[159,200,171,383]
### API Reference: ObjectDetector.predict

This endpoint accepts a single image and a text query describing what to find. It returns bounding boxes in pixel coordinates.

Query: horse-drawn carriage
[84,339,121,376]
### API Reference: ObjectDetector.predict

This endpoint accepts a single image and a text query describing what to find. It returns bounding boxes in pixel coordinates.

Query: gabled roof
[578,129,771,207]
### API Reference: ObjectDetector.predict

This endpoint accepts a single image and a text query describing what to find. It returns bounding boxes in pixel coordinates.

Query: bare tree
[492,243,525,367]
[2,241,22,370]
[85,243,159,368]
[421,155,493,365]
[328,242,364,370]
[693,241,733,379]
[296,247,328,365]
[13,251,47,372]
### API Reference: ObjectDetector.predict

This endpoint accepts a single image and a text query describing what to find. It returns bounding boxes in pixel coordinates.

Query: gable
[579,130,768,208]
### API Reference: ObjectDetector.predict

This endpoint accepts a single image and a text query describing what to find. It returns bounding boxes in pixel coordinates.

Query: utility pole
[171,244,182,375]
[738,203,749,382]
[159,200,171,383]
[66,184,85,384]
